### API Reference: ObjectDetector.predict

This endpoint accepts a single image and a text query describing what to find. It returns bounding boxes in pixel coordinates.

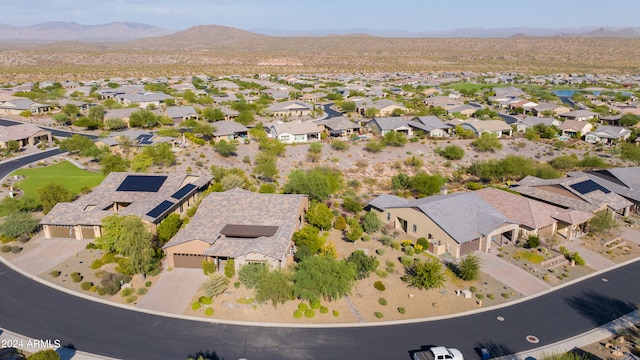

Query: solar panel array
[136,133,153,145]
[569,180,611,195]
[116,175,167,192]
[171,183,197,200]
[146,200,175,218]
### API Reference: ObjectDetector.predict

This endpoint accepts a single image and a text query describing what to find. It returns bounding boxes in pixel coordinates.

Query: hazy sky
[2,0,639,32]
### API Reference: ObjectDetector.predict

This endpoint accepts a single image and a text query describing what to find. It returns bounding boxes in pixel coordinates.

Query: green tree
[364,139,386,153]
[0,211,40,238]
[129,109,158,128]
[339,101,356,112]
[333,215,347,231]
[283,167,343,201]
[27,349,61,360]
[213,140,237,157]
[362,211,382,233]
[238,263,268,288]
[258,138,286,157]
[37,182,75,214]
[58,134,96,154]
[305,202,334,230]
[471,132,503,152]
[589,210,620,235]
[6,140,20,152]
[364,107,379,118]
[619,113,640,126]
[342,197,363,214]
[255,269,294,307]
[346,250,379,280]
[411,172,444,197]
[382,131,408,147]
[292,225,325,254]
[550,154,580,170]
[130,153,153,172]
[456,254,480,281]
[61,103,79,117]
[252,152,279,181]
[142,143,175,166]
[156,213,183,244]
[620,142,640,165]
[236,111,255,125]
[330,140,350,151]
[403,258,445,290]
[438,145,465,160]
[52,113,72,125]
[292,255,357,301]
[94,215,156,275]
[202,107,226,122]
[345,223,364,242]
[578,155,608,170]
[455,125,475,139]
[88,105,105,123]
[104,118,127,130]
[100,153,129,175]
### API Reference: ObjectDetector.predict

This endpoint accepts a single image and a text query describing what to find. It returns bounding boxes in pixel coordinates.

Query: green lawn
[512,250,545,264]
[11,160,105,200]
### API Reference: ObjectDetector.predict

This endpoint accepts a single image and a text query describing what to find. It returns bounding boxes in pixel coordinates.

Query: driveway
[622,226,640,245]
[476,251,551,296]
[136,268,205,313]
[11,236,89,276]
[561,237,616,270]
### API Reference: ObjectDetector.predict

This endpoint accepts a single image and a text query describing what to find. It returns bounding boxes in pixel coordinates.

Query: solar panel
[116,175,167,192]
[146,200,175,218]
[220,224,279,238]
[570,180,611,195]
[171,183,197,200]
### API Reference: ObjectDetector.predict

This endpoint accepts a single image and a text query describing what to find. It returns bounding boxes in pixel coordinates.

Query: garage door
[49,225,75,238]
[172,254,206,268]
[81,226,96,239]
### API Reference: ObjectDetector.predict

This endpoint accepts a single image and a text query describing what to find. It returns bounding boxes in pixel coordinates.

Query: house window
[412,224,417,233]
[280,135,290,142]
[386,212,391,221]
[294,135,306,141]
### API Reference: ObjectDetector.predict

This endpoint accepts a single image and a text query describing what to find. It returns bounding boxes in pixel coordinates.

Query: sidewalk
[476,251,551,296]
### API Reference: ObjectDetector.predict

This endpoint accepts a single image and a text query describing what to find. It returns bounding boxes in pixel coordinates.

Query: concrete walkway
[136,268,205,313]
[476,251,551,296]
[562,238,616,271]
[622,227,640,245]
[12,237,88,276]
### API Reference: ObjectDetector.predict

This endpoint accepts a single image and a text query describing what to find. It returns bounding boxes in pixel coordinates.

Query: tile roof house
[531,102,571,117]
[459,119,513,137]
[315,117,361,138]
[164,106,199,124]
[212,120,249,142]
[40,172,212,240]
[163,189,308,270]
[368,117,413,136]
[409,116,453,137]
[511,175,632,216]
[0,98,51,115]
[367,192,519,258]
[560,110,599,121]
[515,116,561,133]
[584,125,631,145]
[115,92,173,108]
[0,123,52,148]
[558,120,593,138]
[267,101,315,117]
[267,121,321,143]
[356,99,409,117]
[568,167,640,213]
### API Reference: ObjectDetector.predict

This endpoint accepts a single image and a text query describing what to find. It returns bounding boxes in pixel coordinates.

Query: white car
[413,346,464,360]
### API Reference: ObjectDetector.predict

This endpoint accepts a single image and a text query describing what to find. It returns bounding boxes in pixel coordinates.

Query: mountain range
[0,22,639,43]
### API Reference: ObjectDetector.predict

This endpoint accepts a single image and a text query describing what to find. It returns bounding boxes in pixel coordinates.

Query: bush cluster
[80,281,93,291]
[71,272,83,283]
[373,281,386,291]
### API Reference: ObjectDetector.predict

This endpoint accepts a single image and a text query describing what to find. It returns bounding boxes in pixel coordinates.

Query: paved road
[0,118,98,140]
[1,259,639,360]
[0,148,63,180]
[322,103,344,119]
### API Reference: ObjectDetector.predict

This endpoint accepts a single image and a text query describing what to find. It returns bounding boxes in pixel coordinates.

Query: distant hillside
[0,22,174,42]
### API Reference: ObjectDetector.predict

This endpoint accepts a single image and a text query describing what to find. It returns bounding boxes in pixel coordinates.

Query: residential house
[444,103,479,117]
[104,108,139,127]
[560,110,599,122]
[55,99,92,113]
[368,117,413,136]
[40,172,212,240]
[558,120,593,138]
[584,126,631,145]
[568,167,640,214]
[511,175,632,218]
[459,119,513,137]
[116,92,173,109]
[165,106,199,125]
[356,99,409,117]
[367,192,519,258]
[212,94,239,104]
[267,101,315,117]
[221,107,240,121]
[408,116,452,137]
[316,117,360,138]
[531,102,571,117]
[515,116,561,133]
[0,123,52,148]
[261,89,290,101]
[96,129,172,154]
[300,92,327,103]
[0,98,51,115]
[212,121,249,142]
[267,121,321,143]
[163,189,308,271]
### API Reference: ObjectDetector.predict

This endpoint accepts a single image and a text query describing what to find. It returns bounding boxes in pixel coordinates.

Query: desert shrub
[475,294,484,299]
[100,272,131,295]
[304,309,315,318]
[332,310,340,317]
[397,307,406,314]
[238,263,268,289]
[374,311,384,319]
[380,235,393,246]
[202,260,216,275]
[49,270,61,277]
[526,235,540,249]
[10,246,21,254]
[391,241,401,250]
[97,287,106,296]
[378,297,387,306]
[469,286,477,292]
[310,299,321,309]
[71,272,83,283]
[234,281,240,289]
[298,302,308,311]
[403,246,415,256]
[501,292,510,299]
[192,302,201,310]
[374,281,386,291]
[320,306,329,314]
[376,248,386,255]
[202,273,229,297]
[416,237,429,248]
[400,255,413,267]
[90,259,104,269]
[120,287,134,297]
[125,295,137,303]
[199,296,213,305]
[376,270,388,278]
[145,281,152,287]
[293,310,303,318]
[487,294,495,300]
[204,308,214,316]
[80,281,93,291]
[224,259,236,278]
[137,287,148,295]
